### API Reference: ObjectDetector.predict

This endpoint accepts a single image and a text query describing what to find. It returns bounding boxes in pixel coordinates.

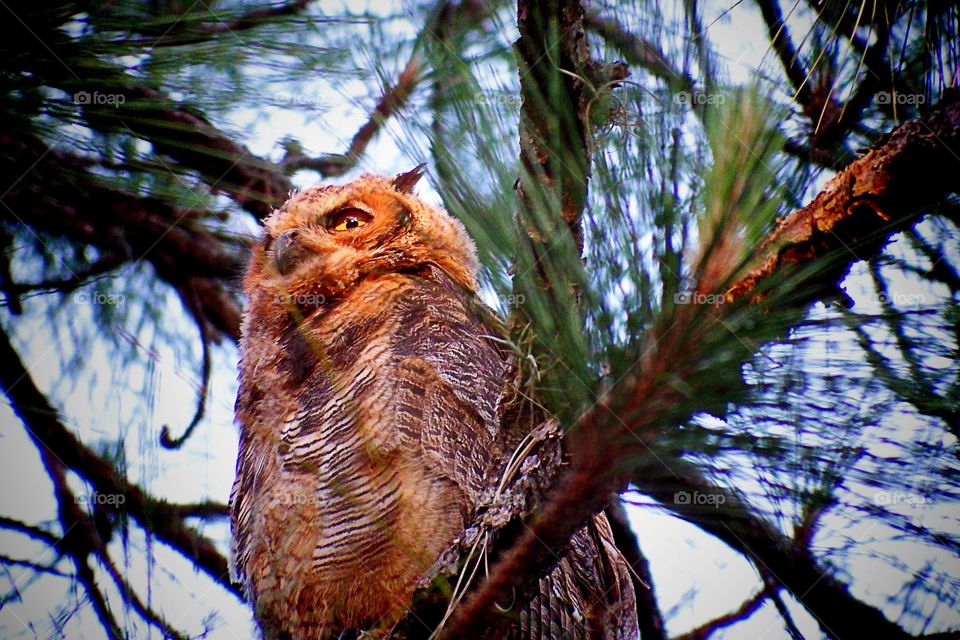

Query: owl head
[245,166,479,313]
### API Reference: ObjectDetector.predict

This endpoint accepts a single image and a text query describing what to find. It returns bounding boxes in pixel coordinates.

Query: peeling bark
[726,90,960,304]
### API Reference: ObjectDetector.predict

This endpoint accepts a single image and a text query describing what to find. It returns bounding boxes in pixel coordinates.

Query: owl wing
[388,271,637,639]
[387,266,508,503]
[391,357,497,503]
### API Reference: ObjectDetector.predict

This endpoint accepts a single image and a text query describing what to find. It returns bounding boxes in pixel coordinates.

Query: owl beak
[273,230,302,276]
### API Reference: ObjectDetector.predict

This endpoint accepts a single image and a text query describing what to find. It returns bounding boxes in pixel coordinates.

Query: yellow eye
[328,208,372,232]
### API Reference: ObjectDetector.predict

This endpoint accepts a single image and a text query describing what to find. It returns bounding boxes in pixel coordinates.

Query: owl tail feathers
[505,516,638,640]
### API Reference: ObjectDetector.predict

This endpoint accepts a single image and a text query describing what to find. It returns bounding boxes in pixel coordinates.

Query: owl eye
[328,208,372,232]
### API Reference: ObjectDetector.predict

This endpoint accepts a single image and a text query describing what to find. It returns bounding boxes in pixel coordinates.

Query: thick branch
[514,0,604,255]
[726,90,960,303]
[606,499,667,640]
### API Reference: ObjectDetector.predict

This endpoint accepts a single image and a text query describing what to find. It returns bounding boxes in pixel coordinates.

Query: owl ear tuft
[392,164,426,193]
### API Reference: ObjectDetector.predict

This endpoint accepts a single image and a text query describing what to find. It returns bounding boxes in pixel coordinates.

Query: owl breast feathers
[229,168,637,639]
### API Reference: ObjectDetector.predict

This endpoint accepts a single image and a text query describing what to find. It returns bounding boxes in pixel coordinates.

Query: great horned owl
[229,168,637,639]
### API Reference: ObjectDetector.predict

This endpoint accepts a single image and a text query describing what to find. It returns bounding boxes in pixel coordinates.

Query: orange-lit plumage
[230,168,636,639]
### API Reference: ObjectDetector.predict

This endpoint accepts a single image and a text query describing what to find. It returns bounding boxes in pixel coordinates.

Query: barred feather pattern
[229,174,637,640]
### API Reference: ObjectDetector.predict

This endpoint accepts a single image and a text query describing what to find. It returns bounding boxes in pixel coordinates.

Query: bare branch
[160,283,214,448]
[281,56,423,177]
[280,0,487,178]
[0,325,243,600]
[0,516,61,546]
[0,554,68,578]
[632,453,913,640]
[759,568,804,640]
[0,227,22,314]
[670,589,767,640]
[39,449,124,640]
[174,501,230,519]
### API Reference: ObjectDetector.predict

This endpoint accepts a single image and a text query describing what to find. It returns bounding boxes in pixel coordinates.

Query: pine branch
[755,0,812,105]
[586,8,844,169]
[427,90,960,640]
[280,55,423,176]
[140,0,314,47]
[4,1,292,220]
[584,9,694,94]
[76,83,292,219]
[3,254,126,297]
[757,0,898,158]
[1,131,245,341]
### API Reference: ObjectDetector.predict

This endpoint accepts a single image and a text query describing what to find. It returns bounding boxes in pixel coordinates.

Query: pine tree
[0,1,957,638]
